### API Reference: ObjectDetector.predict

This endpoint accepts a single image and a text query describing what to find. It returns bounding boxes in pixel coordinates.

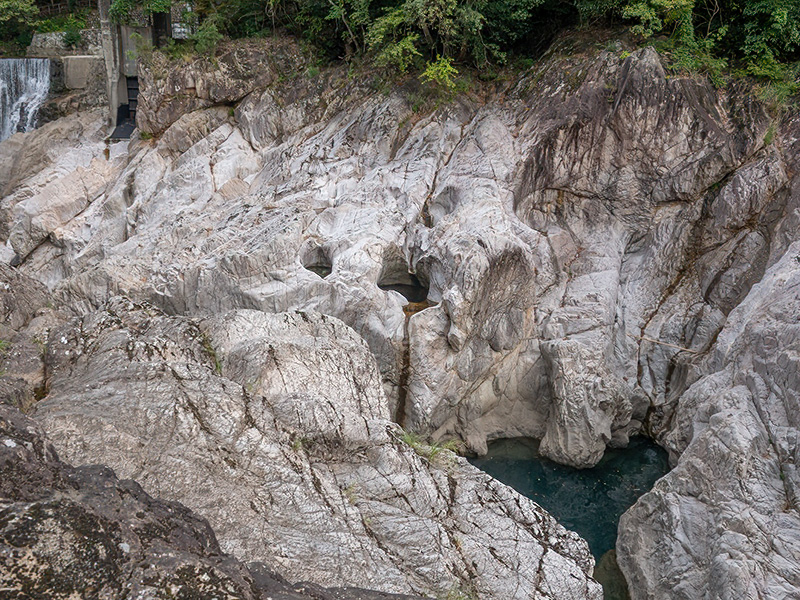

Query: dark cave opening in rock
[302,246,333,279]
[469,436,670,600]
[378,264,429,304]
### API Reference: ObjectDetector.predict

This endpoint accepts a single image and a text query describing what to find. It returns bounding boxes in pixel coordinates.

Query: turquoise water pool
[469,436,669,598]
[469,436,669,557]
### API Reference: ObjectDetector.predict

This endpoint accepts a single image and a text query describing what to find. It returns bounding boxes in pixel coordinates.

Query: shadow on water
[469,436,669,599]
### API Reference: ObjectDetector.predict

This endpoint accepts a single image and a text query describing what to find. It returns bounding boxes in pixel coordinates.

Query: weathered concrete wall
[36,56,108,124]
[63,55,104,90]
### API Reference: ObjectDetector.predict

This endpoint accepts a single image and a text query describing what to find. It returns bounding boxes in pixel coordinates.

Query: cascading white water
[0,58,50,142]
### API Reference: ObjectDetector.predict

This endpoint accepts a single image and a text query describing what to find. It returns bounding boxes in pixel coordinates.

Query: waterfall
[0,58,50,143]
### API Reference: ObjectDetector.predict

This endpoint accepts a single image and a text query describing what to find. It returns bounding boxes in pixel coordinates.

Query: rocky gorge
[1,31,799,600]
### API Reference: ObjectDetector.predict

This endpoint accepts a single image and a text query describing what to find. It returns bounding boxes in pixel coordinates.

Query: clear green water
[468,437,669,559]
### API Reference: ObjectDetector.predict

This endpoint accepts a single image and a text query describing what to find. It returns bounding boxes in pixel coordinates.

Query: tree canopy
[179,0,799,84]
[3,0,798,92]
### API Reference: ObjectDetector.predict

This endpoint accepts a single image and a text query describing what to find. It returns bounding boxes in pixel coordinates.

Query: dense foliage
[176,0,799,86]
[1,0,798,93]
[0,0,38,49]
[109,0,172,23]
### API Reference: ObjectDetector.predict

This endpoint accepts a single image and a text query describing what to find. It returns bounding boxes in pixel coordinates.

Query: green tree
[109,0,172,23]
[420,53,458,90]
[0,0,37,27]
[742,0,800,66]
[0,0,37,46]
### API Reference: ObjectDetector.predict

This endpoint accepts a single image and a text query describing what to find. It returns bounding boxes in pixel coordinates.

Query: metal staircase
[109,76,139,140]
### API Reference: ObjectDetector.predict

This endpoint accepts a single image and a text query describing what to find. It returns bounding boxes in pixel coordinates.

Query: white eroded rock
[617,241,800,600]
[4,37,800,600]
[33,299,601,599]
[6,46,782,472]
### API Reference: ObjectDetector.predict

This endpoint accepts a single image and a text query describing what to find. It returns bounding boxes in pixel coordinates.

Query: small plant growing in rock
[398,429,461,468]
[291,436,314,453]
[0,339,8,377]
[199,333,222,375]
[764,122,777,146]
[420,55,458,94]
[343,482,359,505]
[189,15,223,56]
[438,585,478,600]
[62,17,83,48]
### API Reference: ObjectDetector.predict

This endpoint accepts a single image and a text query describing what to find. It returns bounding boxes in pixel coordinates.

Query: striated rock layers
[22,297,600,599]
[0,402,427,600]
[1,33,799,599]
[616,244,800,598]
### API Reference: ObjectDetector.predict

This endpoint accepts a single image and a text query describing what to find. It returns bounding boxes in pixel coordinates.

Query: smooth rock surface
[2,33,799,600]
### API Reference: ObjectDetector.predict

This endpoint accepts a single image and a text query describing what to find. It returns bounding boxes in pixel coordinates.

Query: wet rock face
[0,403,427,600]
[30,299,601,599]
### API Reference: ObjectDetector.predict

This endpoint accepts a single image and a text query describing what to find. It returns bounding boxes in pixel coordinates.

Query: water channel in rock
[469,436,669,599]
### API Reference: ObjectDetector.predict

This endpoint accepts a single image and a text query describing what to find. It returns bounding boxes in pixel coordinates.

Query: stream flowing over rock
[1,34,799,599]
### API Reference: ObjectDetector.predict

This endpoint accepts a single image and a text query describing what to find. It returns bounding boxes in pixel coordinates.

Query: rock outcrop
[617,241,800,599]
[0,263,63,412]
[7,42,784,467]
[29,298,600,599]
[0,402,427,600]
[136,39,307,135]
[2,31,799,600]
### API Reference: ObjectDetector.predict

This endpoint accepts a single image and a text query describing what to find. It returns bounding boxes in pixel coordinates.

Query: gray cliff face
[616,113,800,599]
[1,33,798,600]
[4,43,782,466]
[618,245,800,599]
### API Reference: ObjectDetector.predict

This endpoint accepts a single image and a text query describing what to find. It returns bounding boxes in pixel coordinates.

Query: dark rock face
[137,39,307,135]
[0,403,425,600]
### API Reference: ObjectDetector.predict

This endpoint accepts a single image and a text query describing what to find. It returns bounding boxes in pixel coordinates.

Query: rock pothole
[301,245,333,278]
[378,258,429,304]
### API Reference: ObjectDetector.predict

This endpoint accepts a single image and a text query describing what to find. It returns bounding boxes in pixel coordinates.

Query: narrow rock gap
[377,254,435,426]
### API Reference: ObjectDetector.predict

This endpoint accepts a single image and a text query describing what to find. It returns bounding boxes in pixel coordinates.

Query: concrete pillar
[98,0,120,128]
